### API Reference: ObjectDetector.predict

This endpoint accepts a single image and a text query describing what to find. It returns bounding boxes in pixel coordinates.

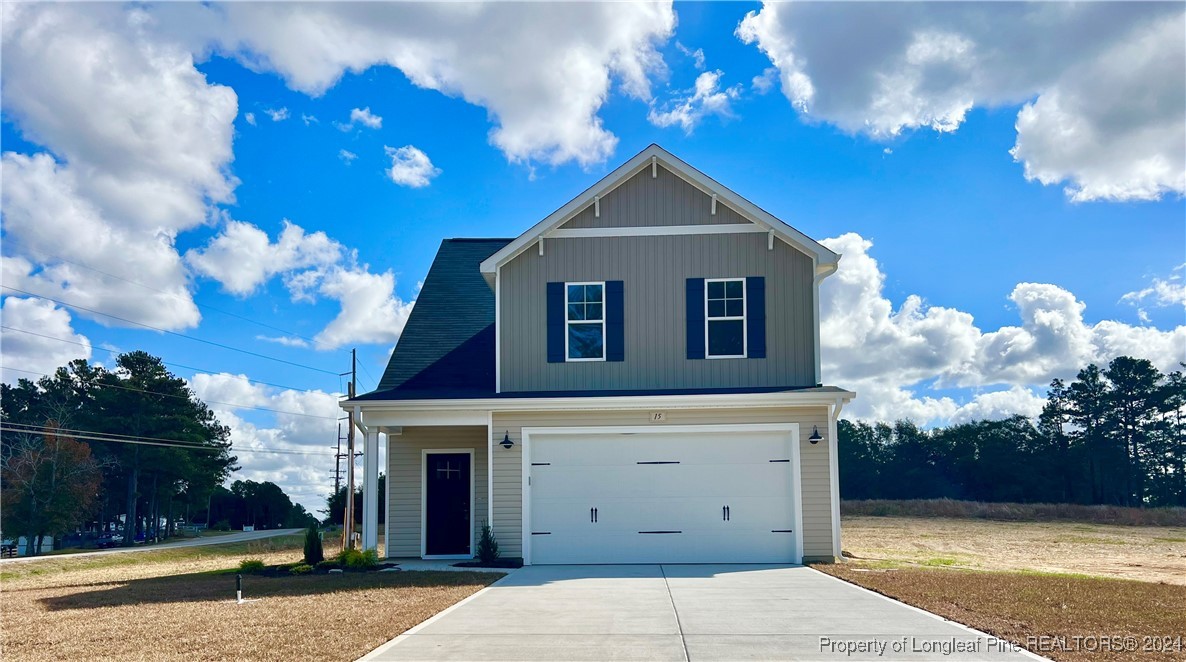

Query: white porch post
[362,428,380,551]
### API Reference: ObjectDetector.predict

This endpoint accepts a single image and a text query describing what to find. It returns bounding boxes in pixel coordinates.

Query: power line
[0,286,339,375]
[29,251,340,351]
[1,325,325,394]
[1,422,328,457]
[0,365,336,421]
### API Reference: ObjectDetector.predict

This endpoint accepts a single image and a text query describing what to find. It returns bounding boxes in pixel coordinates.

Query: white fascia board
[346,389,855,417]
[478,144,840,276]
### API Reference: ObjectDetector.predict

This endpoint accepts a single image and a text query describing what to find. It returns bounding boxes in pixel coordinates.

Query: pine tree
[303,523,324,565]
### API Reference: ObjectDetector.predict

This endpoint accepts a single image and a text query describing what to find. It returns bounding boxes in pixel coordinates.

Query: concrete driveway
[362,564,1039,661]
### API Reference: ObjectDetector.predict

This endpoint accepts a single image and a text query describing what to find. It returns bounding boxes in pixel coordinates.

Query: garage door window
[706,278,745,358]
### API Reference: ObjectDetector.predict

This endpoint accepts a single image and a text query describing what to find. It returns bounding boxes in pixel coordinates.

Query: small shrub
[477,522,500,563]
[338,547,377,570]
[303,524,324,565]
[289,563,313,575]
[238,558,265,573]
[213,519,232,532]
[315,559,338,571]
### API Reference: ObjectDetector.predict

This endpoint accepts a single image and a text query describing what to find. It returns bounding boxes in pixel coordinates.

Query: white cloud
[187,373,344,513]
[185,218,343,297]
[0,297,92,385]
[245,112,256,126]
[160,2,676,166]
[737,3,1185,202]
[820,233,1186,425]
[649,70,740,133]
[313,267,415,349]
[385,145,441,188]
[350,107,382,129]
[338,149,358,164]
[256,335,311,348]
[676,42,705,70]
[301,113,318,126]
[751,66,778,95]
[1,3,237,331]
[264,107,289,122]
[1121,265,1186,323]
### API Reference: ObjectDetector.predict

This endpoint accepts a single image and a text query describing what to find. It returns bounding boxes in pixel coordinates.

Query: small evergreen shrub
[315,559,338,571]
[303,524,324,565]
[338,548,378,569]
[289,563,313,575]
[477,522,500,563]
[213,519,232,531]
[238,558,265,572]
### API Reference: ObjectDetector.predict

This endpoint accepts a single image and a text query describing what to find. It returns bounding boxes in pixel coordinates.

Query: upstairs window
[706,278,746,358]
[566,282,605,361]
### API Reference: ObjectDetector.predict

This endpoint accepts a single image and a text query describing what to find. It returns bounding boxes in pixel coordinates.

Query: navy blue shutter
[546,282,565,363]
[747,277,766,359]
[686,278,705,360]
[606,281,624,362]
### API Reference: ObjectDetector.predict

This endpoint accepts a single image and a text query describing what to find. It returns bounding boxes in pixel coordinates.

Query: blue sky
[2,2,1183,510]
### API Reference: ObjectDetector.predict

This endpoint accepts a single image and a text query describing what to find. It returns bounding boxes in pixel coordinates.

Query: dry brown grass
[842,515,1186,585]
[816,564,1186,662]
[843,499,1186,527]
[0,536,498,661]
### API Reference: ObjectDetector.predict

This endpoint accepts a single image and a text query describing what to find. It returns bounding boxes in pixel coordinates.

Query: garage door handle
[590,507,598,523]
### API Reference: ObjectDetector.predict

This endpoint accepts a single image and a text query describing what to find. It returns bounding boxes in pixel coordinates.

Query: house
[345,145,854,565]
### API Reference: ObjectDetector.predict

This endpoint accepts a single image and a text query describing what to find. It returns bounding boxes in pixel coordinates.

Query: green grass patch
[1153,536,1186,543]
[921,556,958,566]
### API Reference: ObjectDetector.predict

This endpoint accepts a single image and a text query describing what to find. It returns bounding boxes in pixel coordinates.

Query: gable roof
[479,144,841,282]
[372,238,511,396]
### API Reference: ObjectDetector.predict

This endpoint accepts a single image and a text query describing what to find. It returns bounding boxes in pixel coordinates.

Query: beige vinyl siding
[386,425,488,559]
[500,231,816,392]
[489,406,835,560]
[559,164,750,229]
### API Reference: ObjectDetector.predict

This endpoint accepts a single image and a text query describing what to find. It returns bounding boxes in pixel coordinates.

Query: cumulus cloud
[1,3,237,330]
[1121,264,1186,322]
[185,219,343,297]
[347,107,382,130]
[649,70,740,133]
[264,107,289,122]
[385,145,441,188]
[820,233,1186,424]
[187,373,344,512]
[159,1,676,166]
[244,112,256,126]
[737,2,1185,202]
[338,149,358,165]
[0,297,92,385]
[313,267,415,349]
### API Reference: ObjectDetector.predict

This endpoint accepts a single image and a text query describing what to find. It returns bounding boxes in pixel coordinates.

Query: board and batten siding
[560,165,749,229]
[500,232,816,392]
[490,406,836,561]
[386,426,488,558]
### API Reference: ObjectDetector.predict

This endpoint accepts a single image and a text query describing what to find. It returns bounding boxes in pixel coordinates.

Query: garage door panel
[528,428,799,565]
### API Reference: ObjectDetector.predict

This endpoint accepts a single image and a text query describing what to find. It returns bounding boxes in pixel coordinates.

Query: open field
[842,515,1186,585]
[817,564,1186,662]
[0,535,497,661]
[823,515,1186,661]
[843,499,1186,527]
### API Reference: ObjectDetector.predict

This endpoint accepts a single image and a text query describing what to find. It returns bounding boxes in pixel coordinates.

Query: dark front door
[425,452,471,556]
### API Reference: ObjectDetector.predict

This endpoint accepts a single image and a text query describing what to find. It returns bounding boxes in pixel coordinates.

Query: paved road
[363,564,1041,661]
[0,528,303,564]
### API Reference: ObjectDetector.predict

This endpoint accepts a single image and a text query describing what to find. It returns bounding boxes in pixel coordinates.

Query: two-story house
[345,145,854,565]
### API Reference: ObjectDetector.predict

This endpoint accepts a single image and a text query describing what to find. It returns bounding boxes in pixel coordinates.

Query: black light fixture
[501,431,514,450]
[808,426,822,444]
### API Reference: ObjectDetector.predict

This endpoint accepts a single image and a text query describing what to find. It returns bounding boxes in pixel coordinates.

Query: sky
[2,2,1184,514]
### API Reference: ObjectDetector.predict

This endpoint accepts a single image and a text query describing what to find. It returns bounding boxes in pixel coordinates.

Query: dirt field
[0,537,498,661]
[842,515,1186,585]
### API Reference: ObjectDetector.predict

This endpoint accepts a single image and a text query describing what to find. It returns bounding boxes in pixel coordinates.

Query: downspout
[828,398,845,560]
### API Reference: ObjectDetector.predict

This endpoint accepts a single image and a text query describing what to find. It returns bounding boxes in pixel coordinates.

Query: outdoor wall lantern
[501,431,514,450]
[808,426,823,444]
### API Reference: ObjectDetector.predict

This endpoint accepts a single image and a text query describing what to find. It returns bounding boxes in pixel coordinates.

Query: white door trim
[520,423,802,566]
[421,448,476,560]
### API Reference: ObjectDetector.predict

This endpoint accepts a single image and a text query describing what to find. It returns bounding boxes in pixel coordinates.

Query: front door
[425,452,471,556]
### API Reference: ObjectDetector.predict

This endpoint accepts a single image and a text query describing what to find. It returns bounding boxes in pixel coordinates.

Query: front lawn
[816,564,1186,662]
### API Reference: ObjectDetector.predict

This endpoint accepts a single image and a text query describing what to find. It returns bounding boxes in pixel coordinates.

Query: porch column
[362,428,380,552]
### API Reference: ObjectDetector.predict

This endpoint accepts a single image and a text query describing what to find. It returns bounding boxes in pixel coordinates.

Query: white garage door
[525,426,801,564]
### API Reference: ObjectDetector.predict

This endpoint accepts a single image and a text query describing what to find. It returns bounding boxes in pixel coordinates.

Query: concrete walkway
[0,528,303,564]
[363,564,1040,661]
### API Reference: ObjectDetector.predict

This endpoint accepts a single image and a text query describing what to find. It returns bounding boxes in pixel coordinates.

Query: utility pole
[344,348,357,549]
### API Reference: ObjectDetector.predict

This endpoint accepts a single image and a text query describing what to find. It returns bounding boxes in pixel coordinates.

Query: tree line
[0,352,310,554]
[839,356,1186,507]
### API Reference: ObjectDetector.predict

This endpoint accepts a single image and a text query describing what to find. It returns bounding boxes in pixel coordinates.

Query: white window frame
[705,277,747,359]
[564,281,606,362]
